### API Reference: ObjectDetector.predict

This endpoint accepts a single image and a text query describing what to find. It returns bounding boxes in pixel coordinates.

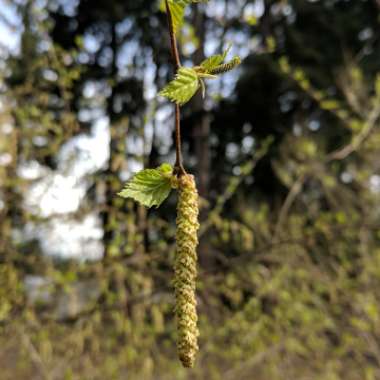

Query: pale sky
[0,1,108,259]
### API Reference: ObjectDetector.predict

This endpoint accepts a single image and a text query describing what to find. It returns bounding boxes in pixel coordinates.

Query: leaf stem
[165,0,186,176]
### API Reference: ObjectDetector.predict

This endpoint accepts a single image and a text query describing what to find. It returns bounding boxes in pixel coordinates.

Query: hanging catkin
[174,174,200,368]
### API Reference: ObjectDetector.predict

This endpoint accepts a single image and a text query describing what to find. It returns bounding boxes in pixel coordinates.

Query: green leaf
[159,0,187,33]
[159,67,200,105]
[158,162,173,175]
[198,45,241,75]
[199,45,231,72]
[118,164,174,208]
[160,0,209,34]
[207,56,241,75]
[169,0,187,33]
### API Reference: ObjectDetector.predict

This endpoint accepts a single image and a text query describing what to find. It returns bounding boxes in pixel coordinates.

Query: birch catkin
[174,174,200,368]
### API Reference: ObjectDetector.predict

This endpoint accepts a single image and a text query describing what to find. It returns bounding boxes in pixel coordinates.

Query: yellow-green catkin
[174,174,200,368]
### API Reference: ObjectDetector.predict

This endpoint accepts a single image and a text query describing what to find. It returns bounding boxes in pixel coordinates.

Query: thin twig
[20,329,52,380]
[274,173,307,240]
[164,0,186,176]
[174,104,185,174]
[223,343,284,380]
[199,141,271,237]
[325,104,380,162]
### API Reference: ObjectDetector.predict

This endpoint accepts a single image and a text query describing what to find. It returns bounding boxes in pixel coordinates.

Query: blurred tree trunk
[190,4,214,268]
[191,4,210,200]
[0,113,19,261]
[0,2,33,262]
[101,21,130,260]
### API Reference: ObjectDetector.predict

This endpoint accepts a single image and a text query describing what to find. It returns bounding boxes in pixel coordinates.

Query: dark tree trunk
[101,22,128,260]
[191,4,210,200]
[0,124,20,261]
[190,4,214,269]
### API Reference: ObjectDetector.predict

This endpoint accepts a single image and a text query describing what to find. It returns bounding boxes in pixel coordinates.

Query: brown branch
[164,0,186,176]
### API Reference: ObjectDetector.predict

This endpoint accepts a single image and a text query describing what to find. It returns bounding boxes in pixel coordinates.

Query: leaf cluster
[158,47,241,105]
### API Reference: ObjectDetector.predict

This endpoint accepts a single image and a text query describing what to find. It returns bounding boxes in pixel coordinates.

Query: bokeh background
[1,0,380,379]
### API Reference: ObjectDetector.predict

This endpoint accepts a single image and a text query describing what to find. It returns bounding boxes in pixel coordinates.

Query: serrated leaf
[159,0,187,33]
[159,67,200,105]
[200,55,224,72]
[170,0,187,33]
[200,44,231,72]
[118,164,174,208]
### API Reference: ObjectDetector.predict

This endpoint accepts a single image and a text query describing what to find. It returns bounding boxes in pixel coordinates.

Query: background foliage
[1,0,380,379]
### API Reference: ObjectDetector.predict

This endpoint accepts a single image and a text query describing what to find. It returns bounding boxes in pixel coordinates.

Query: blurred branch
[37,288,172,324]
[20,329,52,380]
[200,238,305,278]
[280,56,380,164]
[326,104,380,161]
[200,137,273,237]
[0,10,17,31]
[274,173,307,241]
[224,343,284,380]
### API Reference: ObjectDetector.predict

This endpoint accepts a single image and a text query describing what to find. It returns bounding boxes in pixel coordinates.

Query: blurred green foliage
[1,0,380,379]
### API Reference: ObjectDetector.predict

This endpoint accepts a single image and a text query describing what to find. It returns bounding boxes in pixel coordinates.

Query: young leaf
[198,45,241,75]
[118,163,174,208]
[208,56,241,75]
[169,0,186,33]
[199,45,231,72]
[199,55,225,72]
[158,162,173,176]
[159,67,200,105]
[160,0,209,34]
